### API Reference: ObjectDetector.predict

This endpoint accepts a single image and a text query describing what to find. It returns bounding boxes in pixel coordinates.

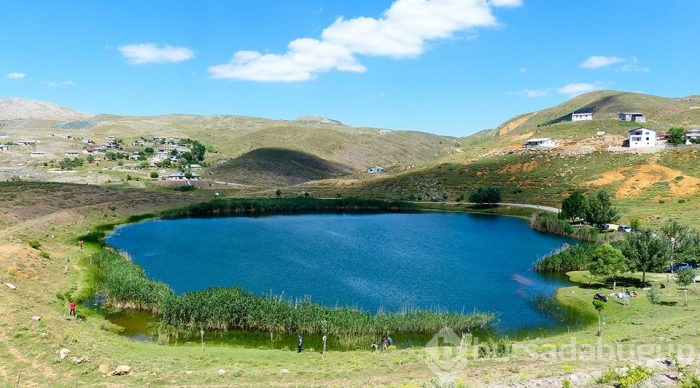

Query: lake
[106,212,574,331]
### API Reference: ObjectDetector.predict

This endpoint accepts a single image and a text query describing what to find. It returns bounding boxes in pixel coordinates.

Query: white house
[64,151,81,157]
[165,172,201,181]
[571,112,593,121]
[627,128,657,148]
[367,166,384,174]
[30,151,46,157]
[619,112,646,123]
[523,138,556,148]
[15,140,36,146]
[685,128,700,143]
[0,144,10,151]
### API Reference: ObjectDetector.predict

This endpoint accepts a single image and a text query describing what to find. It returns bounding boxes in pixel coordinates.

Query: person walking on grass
[69,301,76,317]
[78,240,83,250]
[297,333,303,353]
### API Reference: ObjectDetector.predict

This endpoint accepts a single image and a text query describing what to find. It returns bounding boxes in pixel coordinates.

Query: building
[0,144,10,151]
[627,128,657,148]
[165,172,201,181]
[619,112,647,123]
[30,151,46,157]
[15,140,36,146]
[64,151,81,157]
[188,164,202,170]
[685,128,700,143]
[571,112,593,121]
[523,138,556,148]
[367,166,384,174]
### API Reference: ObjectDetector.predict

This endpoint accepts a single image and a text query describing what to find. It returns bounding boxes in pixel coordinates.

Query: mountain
[0,98,88,121]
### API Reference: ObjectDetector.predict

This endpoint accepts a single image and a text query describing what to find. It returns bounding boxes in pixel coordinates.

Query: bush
[28,240,42,249]
[469,186,501,206]
[39,251,51,259]
[150,172,159,179]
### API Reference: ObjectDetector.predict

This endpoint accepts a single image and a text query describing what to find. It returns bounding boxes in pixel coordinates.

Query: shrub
[150,172,159,179]
[534,243,599,272]
[39,251,51,259]
[28,240,42,249]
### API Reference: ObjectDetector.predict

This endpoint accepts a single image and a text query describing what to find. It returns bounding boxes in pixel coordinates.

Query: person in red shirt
[69,301,76,317]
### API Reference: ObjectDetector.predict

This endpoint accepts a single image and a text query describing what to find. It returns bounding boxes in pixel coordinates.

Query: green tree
[469,186,501,206]
[150,172,159,179]
[646,285,662,324]
[592,300,605,337]
[191,141,206,162]
[676,268,696,307]
[275,189,282,197]
[184,171,193,179]
[630,218,641,231]
[662,221,700,271]
[584,190,620,225]
[667,127,686,145]
[86,154,95,163]
[621,230,670,284]
[143,147,155,155]
[589,244,627,290]
[560,191,587,222]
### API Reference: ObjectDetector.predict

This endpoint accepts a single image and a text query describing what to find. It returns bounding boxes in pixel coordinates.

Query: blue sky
[1,1,698,136]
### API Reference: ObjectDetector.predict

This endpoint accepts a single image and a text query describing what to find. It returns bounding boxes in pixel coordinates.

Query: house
[367,166,384,174]
[523,138,556,148]
[30,151,46,157]
[165,172,201,181]
[685,128,700,144]
[64,151,81,157]
[188,164,202,170]
[15,140,36,146]
[627,128,657,148]
[129,152,141,160]
[571,112,593,121]
[619,112,647,123]
[133,140,146,147]
[0,144,10,151]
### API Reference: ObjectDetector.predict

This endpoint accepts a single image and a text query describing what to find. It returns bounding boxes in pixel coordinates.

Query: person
[381,335,388,351]
[322,335,327,354]
[625,289,631,297]
[632,289,638,297]
[78,240,83,250]
[297,333,303,353]
[387,336,393,347]
[69,301,76,317]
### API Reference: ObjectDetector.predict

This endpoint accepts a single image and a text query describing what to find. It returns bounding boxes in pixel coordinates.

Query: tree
[469,186,501,206]
[86,154,95,163]
[150,172,159,179]
[589,244,627,290]
[592,300,605,337]
[584,190,620,225]
[630,218,641,232]
[667,127,686,145]
[184,171,193,179]
[275,189,282,197]
[646,285,661,324]
[144,147,155,155]
[560,191,587,222]
[621,230,670,284]
[662,221,700,270]
[676,268,696,307]
[191,141,206,162]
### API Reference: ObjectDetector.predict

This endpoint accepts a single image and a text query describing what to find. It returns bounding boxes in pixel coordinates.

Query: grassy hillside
[450,91,700,159]
[210,148,352,186]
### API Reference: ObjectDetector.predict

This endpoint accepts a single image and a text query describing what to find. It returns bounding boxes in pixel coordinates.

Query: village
[523,111,700,150]
[0,132,205,183]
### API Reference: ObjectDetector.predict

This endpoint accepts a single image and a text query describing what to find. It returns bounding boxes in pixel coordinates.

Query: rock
[108,365,132,376]
[280,368,289,374]
[98,363,111,374]
[57,348,70,360]
[5,283,17,290]
[31,316,41,321]
[185,371,193,376]
[70,356,89,364]
[217,369,226,376]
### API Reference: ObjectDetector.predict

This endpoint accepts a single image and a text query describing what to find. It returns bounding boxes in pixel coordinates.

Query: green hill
[210,148,352,186]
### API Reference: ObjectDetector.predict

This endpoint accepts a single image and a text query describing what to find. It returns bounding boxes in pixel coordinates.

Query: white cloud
[6,72,26,79]
[558,82,603,96]
[46,80,75,88]
[580,55,624,69]
[620,57,650,73]
[209,0,521,82]
[508,88,551,97]
[119,43,194,64]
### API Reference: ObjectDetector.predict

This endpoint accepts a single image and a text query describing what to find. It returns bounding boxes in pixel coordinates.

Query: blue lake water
[106,212,574,331]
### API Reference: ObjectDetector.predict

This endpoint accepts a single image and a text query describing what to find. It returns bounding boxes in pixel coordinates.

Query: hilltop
[0,98,88,121]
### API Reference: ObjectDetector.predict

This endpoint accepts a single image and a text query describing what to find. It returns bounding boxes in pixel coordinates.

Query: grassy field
[1,182,699,386]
